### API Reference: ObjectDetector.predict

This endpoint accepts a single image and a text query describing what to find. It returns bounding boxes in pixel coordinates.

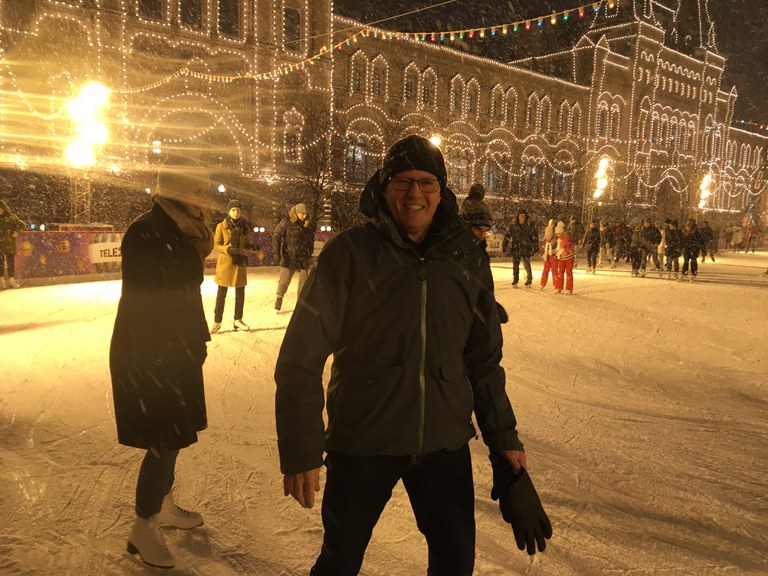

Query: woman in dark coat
[0,199,26,289]
[272,202,314,311]
[110,156,213,569]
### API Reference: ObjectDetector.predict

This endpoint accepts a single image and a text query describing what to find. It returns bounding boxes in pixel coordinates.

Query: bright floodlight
[593,189,603,199]
[598,157,610,170]
[698,200,707,209]
[66,141,96,168]
[81,81,111,107]
[597,178,608,190]
[429,135,442,147]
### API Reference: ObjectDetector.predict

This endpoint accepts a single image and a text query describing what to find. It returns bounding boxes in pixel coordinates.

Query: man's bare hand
[500,450,527,474]
[283,468,321,508]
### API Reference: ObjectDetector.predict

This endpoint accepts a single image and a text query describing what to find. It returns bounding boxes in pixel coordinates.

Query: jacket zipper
[417,257,427,455]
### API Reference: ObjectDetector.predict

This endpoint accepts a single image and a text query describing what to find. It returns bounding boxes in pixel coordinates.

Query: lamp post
[65,81,110,223]
[697,172,712,212]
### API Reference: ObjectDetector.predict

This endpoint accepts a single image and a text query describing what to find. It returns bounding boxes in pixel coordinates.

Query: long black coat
[110,203,210,450]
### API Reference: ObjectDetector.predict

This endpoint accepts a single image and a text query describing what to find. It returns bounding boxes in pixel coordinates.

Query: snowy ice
[0,253,766,575]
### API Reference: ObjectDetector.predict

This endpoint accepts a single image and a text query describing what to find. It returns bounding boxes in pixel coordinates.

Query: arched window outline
[505,88,518,128]
[669,117,679,149]
[403,63,419,104]
[526,93,539,129]
[660,114,670,146]
[350,51,367,95]
[370,55,389,100]
[420,67,437,110]
[596,101,609,138]
[465,78,480,119]
[609,104,621,140]
[570,104,582,136]
[490,85,504,120]
[450,76,464,113]
[538,96,551,131]
[558,101,570,135]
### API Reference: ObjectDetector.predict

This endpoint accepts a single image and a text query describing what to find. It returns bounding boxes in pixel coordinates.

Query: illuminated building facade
[0,0,764,226]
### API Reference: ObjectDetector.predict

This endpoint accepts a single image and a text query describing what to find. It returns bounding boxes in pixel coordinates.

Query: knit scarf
[154,196,214,262]
[227,215,247,248]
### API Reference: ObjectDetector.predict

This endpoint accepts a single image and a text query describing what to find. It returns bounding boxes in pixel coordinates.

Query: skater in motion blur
[110,156,212,569]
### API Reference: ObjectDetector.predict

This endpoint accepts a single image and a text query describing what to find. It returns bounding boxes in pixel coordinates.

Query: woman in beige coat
[210,199,262,333]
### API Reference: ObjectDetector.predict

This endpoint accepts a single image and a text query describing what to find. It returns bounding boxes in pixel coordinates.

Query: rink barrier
[14,230,334,280]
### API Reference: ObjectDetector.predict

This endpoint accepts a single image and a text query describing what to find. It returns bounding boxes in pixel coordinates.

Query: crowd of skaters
[498,205,764,293]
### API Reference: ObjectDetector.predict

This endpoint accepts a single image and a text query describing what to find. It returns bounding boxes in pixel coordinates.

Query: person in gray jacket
[275,135,551,576]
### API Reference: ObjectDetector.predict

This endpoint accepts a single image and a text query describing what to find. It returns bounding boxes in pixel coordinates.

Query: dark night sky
[334,0,768,127]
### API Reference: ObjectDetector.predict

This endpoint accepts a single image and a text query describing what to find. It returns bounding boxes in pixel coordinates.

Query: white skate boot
[127,515,175,568]
[157,492,203,529]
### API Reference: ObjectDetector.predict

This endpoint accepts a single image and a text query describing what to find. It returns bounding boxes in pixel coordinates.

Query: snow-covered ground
[1,252,767,576]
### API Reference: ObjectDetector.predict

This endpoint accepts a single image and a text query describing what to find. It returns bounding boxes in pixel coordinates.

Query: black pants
[311,445,475,576]
[0,252,15,277]
[641,246,659,270]
[586,246,598,269]
[666,254,680,272]
[136,446,178,518]
[682,249,699,275]
[512,255,532,285]
[213,285,244,323]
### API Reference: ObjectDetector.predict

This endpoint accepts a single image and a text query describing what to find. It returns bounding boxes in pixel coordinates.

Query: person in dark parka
[503,210,538,287]
[0,199,26,289]
[110,156,213,569]
[275,135,551,575]
[272,202,314,311]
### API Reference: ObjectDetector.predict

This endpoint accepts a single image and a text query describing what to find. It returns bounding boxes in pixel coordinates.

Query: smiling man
[275,135,551,575]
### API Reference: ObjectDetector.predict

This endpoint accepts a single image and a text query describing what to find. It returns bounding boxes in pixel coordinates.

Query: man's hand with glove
[490,452,553,555]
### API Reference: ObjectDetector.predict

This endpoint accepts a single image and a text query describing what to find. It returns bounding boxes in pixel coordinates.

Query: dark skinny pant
[666,254,680,272]
[136,446,179,518]
[310,445,475,576]
[512,255,532,285]
[682,249,699,276]
[213,285,245,323]
[586,246,599,269]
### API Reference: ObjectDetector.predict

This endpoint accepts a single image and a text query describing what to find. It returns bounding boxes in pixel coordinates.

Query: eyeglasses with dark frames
[387,176,441,193]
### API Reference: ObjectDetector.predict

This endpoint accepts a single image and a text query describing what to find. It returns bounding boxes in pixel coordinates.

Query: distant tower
[672,0,717,56]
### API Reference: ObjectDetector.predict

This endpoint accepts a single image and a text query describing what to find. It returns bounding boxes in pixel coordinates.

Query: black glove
[226,245,240,256]
[490,455,552,555]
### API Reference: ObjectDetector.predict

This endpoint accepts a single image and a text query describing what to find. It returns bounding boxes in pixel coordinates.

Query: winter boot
[127,515,175,569]
[210,322,221,334]
[666,271,672,280]
[274,297,283,311]
[157,492,203,529]
[233,319,250,331]
[8,277,20,289]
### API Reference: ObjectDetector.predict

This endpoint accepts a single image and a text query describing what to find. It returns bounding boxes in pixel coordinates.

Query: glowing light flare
[429,135,442,147]
[596,178,608,190]
[700,173,712,190]
[65,141,96,168]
